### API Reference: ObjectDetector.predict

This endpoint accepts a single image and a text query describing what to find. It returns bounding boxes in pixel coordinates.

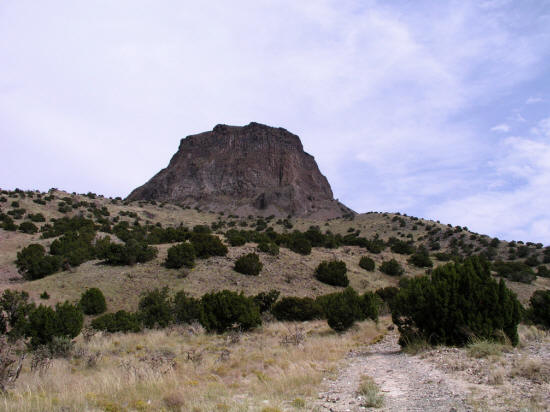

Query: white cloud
[526,96,543,104]
[428,126,550,243]
[491,123,510,132]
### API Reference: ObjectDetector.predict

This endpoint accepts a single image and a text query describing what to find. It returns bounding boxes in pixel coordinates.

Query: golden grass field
[1,319,387,412]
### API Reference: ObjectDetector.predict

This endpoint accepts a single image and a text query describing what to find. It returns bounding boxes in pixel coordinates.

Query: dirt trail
[315,333,471,412]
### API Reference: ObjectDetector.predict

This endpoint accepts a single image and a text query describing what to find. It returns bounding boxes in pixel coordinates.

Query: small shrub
[165,242,195,269]
[190,233,228,258]
[272,297,323,321]
[173,291,202,324]
[26,302,83,348]
[18,221,38,234]
[359,256,375,271]
[493,261,536,284]
[380,259,404,276]
[528,290,550,328]
[257,241,279,256]
[103,239,158,266]
[323,288,364,332]
[28,213,46,222]
[39,291,50,300]
[225,231,246,246]
[253,290,280,313]
[234,253,263,276]
[390,239,415,255]
[138,288,173,329]
[408,246,433,268]
[200,290,261,333]
[15,244,62,280]
[79,288,107,315]
[289,236,312,255]
[375,287,399,305]
[524,255,540,267]
[315,260,349,287]
[91,310,142,333]
[536,265,550,278]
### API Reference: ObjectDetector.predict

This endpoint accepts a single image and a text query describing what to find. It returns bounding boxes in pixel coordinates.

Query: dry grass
[511,357,550,384]
[466,339,511,359]
[356,374,384,408]
[0,319,384,411]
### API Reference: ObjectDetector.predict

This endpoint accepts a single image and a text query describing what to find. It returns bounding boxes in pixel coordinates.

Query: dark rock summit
[127,122,353,218]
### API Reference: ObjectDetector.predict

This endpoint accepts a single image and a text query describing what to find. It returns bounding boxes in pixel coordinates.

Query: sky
[1,0,550,244]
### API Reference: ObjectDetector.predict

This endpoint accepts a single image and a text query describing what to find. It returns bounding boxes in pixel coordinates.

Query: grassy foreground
[2,319,386,412]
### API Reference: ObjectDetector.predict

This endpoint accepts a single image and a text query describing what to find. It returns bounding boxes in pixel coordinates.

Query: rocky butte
[127,122,354,218]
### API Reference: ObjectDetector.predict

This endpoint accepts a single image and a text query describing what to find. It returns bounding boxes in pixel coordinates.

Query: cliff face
[127,122,353,218]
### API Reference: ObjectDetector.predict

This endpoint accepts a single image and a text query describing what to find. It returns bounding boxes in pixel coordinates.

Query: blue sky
[1,0,550,243]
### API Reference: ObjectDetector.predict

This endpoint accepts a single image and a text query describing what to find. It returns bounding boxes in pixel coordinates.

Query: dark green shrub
[91,310,142,333]
[289,236,312,255]
[54,301,84,339]
[375,287,399,305]
[190,233,228,258]
[323,288,364,332]
[434,252,452,261]
[0,290,33,339]
[16,244,62,280]
[524,255,540,267]
[103,239,158,265]
[360,291,380,321]
[50,231,96,267]
[173,291,202,324]
[18,221,38,234]
[1,215,17,231]
[26,302,83,348]
[359,256,375,271]
[192,225,212,234]
[200,290,261,333]
[390,239,415,255]
[528,290,550,328]
[40,216,96,239]
[26,305,57,347]
[272,297,323,321]
[315,260,349,287]
[493,261,536,284]
[79,288,107,315]
[138,288,173,329]
[257,241,279,256]
[517,245,530,258]
[408,246,433,268]
[225,230,246,246]
[28,213,46,222]
[536,265,550,278]
[380,259,404,276]
[253,290,280,313]
[234,253,263,276]
[390,256,522,347]
[40,291,50,300]
[165,242,195,269]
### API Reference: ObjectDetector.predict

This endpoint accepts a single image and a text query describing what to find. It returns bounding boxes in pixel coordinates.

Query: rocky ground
[315,327,550,412]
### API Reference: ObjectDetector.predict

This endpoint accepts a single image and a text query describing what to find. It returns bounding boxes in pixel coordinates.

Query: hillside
[1,188,548,310]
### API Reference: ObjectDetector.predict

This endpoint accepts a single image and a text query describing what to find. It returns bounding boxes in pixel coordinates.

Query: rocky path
[315,333,471,412]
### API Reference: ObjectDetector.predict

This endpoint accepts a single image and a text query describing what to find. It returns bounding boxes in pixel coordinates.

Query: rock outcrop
[127,122,353,218]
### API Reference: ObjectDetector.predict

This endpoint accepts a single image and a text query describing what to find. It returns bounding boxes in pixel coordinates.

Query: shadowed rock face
[127,122,353,218]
